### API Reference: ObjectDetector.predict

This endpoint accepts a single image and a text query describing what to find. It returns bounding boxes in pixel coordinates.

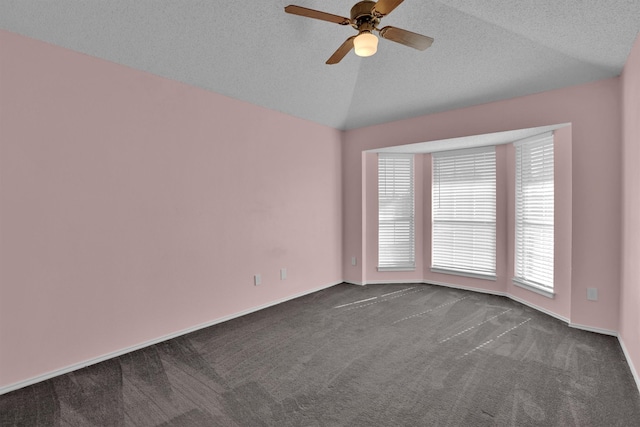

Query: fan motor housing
[351,1,380,28]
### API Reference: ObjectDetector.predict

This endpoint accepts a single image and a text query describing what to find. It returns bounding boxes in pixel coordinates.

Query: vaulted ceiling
[2,1,639,130]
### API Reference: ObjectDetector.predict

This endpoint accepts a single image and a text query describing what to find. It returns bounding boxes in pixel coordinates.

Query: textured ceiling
[1,1,639,130]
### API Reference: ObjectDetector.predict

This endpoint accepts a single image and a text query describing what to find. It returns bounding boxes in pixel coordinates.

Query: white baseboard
[506,293,571,324]
[0,280,342,396]
[568,322,618,337]
[343,280,365,286]
[357,278,507,295]
[361,279,426,286]
[618,336,640,394]
[423,280,508,297]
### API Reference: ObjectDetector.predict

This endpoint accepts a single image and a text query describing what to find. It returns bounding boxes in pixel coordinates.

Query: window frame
[431,146,497,280]
[377,153,416,271]
[513,132,555,298]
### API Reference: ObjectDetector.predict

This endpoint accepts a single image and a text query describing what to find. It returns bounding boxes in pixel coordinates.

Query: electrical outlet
[254,274,261,286]
[351,257,357,266]
[587,287,598,301]
[280,268,287,280]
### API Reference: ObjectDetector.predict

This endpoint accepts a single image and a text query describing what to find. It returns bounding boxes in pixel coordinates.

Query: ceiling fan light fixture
[285,2,434,64]
[354,31,378,57]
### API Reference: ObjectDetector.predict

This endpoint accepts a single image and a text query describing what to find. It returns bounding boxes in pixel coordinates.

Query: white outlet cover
[587,287,598,301]
[254,274,261,286]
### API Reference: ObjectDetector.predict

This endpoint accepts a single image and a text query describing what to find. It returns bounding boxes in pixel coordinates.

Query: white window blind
[432,146,496,278]
[378,154,415,270]
[514,133,554,295]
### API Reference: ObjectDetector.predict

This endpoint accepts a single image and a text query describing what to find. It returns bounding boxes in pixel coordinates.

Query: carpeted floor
[2,283,639,426]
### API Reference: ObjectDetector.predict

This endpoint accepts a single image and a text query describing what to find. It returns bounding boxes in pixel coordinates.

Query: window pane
[378,154,415,269]
[432,147,496,276]
[515,135,554,291]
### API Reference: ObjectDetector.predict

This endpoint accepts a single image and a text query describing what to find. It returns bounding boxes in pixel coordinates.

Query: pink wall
[1,27,636,393]
[343,77,621,332]
[620,33,640,382]
[0,30,342,390]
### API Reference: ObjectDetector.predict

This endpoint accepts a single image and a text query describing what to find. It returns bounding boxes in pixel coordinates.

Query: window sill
[378,267,416,272]
[512,278,555,299]
[430,268,496,281]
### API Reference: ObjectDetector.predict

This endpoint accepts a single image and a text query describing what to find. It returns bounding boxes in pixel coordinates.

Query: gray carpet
[1,283,639,426]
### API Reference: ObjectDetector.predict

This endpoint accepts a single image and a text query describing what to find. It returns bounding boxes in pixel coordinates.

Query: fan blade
[379,26,434,50]
[372,0,404,17]
[284,5,351,25]
[326,36,356,64]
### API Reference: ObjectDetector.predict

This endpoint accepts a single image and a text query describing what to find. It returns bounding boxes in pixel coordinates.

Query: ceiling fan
[284,0,434,64]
